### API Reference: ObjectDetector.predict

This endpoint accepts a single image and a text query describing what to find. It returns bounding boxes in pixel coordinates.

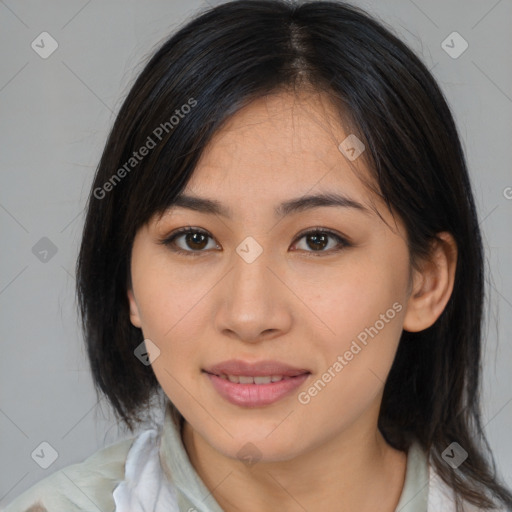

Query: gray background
[1,0,511,506]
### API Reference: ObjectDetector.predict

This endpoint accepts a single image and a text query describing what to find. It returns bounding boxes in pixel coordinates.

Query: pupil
[187,232,207,250]
[308,233,327,251]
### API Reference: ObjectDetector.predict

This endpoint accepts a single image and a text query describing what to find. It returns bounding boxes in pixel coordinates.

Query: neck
[182,413,407,512]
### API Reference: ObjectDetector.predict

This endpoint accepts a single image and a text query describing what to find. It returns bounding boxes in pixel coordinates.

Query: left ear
[403,232,458,332]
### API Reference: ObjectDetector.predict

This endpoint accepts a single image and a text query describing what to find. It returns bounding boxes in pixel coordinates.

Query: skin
[127,89,457,512]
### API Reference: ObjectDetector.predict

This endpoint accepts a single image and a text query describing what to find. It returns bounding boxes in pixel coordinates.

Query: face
[127,90,415,462]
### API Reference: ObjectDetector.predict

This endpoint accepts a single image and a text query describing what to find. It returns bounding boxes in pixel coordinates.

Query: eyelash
[158,226,351,258]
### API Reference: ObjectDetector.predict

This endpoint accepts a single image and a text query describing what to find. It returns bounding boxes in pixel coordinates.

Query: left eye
[292,229,349,254]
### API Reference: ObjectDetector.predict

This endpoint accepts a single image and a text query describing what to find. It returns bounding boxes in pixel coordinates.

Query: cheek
[295,248,408,402]
[135,273,208,414]
[130,259,211,387]
[132,256,205,338]
[137,292,206,364]
[293,250,408,343]
[296,304,405,440]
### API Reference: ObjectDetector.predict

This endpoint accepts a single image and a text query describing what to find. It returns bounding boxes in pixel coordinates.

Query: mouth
[203,359,311,407]
[207,374,300,384]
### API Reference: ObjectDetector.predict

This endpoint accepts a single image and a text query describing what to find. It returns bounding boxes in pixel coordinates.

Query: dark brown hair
[76,1,512,509]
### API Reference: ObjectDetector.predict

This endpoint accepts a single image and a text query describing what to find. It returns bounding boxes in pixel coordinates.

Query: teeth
[254,376,272,384]
[220,374,287,384]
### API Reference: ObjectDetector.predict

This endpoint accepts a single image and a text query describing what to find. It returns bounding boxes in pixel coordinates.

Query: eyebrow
[168,192,370,219]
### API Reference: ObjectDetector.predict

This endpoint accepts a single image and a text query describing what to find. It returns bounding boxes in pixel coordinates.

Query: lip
[203,359,311,407]
[204,359,310,377]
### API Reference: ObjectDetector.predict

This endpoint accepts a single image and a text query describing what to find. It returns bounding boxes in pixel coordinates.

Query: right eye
[159,227,220,256]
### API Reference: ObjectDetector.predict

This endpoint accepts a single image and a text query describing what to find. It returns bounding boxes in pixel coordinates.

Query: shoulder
[3,435,137,512]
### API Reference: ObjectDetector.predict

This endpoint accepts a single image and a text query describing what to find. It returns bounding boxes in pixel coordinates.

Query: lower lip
[205,372,310,407]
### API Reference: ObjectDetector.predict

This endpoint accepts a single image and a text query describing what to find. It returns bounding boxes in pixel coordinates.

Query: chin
[215,431,305,465]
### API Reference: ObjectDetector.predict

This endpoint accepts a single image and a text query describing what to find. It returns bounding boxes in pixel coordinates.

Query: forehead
[185,90,374,201]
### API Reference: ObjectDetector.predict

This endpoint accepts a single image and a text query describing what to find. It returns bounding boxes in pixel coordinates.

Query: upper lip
[204,359,310,377]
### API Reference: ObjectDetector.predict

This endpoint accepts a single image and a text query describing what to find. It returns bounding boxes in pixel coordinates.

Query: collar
[394,439,429,511]
[158,403,225,512]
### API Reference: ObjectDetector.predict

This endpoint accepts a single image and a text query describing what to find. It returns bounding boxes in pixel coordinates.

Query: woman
[5,1,511,510]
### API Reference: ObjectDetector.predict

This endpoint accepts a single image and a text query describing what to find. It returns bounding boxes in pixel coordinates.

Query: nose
[214,244,293,344]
